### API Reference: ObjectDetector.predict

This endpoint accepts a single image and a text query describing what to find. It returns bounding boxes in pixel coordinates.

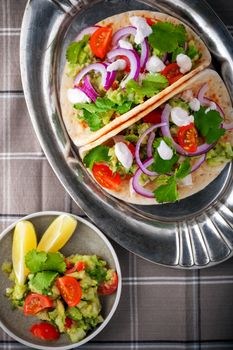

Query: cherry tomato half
[177,123,198,153]
[98,271,118,295]
[24,293,53,316]
[143,108,162,124]
[92,164,121,191]
[30,323,60,341]
[56,276,82,307]
[126,142,135,157]
[66,261,86,274]
[161,63,184,85]
[90,27,112,59]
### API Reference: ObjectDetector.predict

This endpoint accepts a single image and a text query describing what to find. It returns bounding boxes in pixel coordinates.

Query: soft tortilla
[60,10,211,147]
[79,69,233,205]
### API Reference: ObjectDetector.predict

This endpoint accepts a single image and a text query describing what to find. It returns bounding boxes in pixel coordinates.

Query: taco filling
[61,11,210,146]
[82,76,233,204]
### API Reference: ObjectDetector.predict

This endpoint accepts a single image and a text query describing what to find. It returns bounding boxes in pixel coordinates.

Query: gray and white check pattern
[0,1,233,349]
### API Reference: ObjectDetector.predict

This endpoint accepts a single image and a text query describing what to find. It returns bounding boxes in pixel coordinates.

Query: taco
[60,10,211,147]
[79,69,233,205]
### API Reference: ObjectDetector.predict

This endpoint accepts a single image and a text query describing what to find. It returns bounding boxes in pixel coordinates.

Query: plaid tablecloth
[0,1,233,349]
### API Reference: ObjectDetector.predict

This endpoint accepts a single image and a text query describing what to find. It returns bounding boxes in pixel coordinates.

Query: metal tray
[20,0,233,268]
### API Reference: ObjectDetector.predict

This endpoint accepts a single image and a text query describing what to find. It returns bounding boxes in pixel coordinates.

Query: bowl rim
[0,211,122,350]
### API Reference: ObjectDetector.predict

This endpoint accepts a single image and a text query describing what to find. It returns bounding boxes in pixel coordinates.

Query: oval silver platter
[20,0,233,269]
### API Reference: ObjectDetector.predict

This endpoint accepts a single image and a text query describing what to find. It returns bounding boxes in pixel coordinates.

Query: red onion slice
[190,154,206,173]
[222,122,233,130]
[161,104,215,156]
[81,75,99,102]
[132,158,155,198]
[147,132,155,158]
[74,63,108,89]
[135,123,167,176]
[75,26,100,42]
[197,84,225,117]
[112,26,149,68]
[107,48,140,87]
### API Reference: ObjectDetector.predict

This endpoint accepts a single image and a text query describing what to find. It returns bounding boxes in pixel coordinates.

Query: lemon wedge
[37,214,77,253]
[12,220,37,285]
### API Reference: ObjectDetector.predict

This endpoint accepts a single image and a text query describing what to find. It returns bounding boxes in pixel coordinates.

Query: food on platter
[79,69,233,204]
[60,10,211,147]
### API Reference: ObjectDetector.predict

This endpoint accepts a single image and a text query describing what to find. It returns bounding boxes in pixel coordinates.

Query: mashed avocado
[207,142,233,166]
[3,251,118,343]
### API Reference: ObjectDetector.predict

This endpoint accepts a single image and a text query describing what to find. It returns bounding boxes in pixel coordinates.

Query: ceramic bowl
[0,211,122,349]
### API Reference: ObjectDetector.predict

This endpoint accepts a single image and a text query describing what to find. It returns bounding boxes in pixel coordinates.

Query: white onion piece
[157,140,173,160]
[180,174,193,186]
[115,142,133,169]
[67,88,91,104]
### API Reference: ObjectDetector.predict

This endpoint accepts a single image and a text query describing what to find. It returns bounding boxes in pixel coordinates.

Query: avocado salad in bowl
[0,212,121,349]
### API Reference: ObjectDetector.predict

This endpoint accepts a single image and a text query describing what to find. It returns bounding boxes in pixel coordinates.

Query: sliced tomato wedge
[56,276,82,307]
[30,323,60,340]
[177,123,198,153]
[92,163,121,190]
[66,261,86,274]
[143,108,162,124]
[98,271,118,295]
[65,317,73,329]
[126,142,135,157]
[161,63,184,85]
[24,293,53,316]
[119,55,131,72]
[90,27,112,59]
[146,17,158,26]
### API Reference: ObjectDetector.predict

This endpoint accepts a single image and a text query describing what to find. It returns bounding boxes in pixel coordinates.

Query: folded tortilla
[60,10,211,147]
[79,69,233,205]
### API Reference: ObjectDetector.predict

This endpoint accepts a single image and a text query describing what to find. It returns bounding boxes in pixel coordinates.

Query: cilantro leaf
[25,250,47,273]
[29,271,58,295]
[151,137,178,174]
[149,22,187,54]
[152,152,179,174]
[176,158,191,179]
[171,46,185,62]
[194,107,225,144]
[87,265,107,284]
[83,145,110,170]
[154,176,178,203]
[66,35,90,64]
[25,250,66,274]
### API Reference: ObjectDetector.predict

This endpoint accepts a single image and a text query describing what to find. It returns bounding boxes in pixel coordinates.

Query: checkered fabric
[0,1,233,349]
